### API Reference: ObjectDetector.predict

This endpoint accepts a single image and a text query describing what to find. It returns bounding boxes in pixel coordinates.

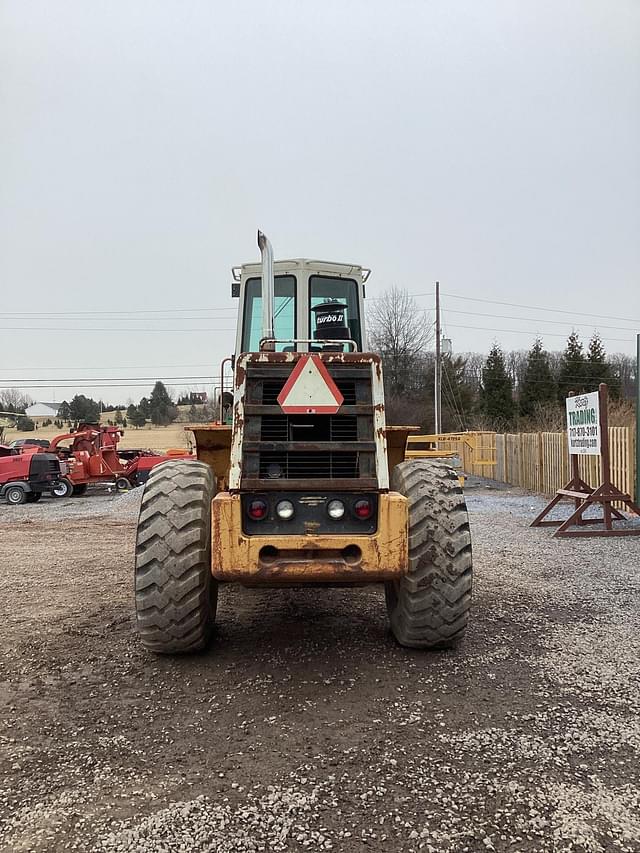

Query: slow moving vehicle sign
[566,391,601,455]
[277,354,344,414]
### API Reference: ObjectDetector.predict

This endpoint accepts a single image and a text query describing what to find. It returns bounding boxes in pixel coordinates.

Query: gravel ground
[1,481,639,852]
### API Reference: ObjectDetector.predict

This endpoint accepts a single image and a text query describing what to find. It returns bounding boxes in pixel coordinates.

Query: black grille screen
[241,359,376,489]
[259,451,359,480]
[260,414,358,443]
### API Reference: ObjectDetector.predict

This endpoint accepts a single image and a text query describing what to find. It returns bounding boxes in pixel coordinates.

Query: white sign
[277,355,344,414]
[566,391,601,456]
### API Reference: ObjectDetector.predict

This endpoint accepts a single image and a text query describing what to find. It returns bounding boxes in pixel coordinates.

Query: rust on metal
[211,491,408,584]
[190,425,232,492]
[238,477,379,491]
[239,351,381,366]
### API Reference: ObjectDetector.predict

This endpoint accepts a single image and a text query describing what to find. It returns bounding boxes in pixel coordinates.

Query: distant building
[189,392,208,404]
[25,402,60,419]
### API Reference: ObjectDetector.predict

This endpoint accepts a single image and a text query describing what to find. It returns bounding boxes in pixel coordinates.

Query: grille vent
[241,360,376,489]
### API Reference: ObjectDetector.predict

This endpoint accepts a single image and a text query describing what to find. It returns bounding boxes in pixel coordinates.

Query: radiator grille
[241,359,376,489]
[259,451,359,480]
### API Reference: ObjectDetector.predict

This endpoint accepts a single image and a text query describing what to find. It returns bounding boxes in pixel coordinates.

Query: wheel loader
[134,233,472,653]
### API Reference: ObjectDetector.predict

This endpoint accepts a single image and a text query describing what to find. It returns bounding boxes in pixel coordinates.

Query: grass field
[4,422,195,452]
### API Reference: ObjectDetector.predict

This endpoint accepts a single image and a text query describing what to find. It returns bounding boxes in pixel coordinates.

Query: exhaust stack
[257,230,274,346]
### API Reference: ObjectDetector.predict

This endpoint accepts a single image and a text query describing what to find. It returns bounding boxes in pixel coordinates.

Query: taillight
[247,499,268,521]
[353,498,373,520]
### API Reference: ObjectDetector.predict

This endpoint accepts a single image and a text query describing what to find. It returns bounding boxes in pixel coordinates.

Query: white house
[25,402,61,419]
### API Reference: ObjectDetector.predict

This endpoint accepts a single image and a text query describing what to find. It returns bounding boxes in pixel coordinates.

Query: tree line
[0,381,186,431]
[368,287,637,432]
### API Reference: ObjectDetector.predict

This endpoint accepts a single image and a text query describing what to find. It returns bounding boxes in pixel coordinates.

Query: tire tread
[386,460,473,649]
[134,460,216,653]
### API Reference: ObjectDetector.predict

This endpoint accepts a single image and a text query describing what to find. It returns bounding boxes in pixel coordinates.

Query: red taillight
[353,498,373,520]
[247,499,268,520]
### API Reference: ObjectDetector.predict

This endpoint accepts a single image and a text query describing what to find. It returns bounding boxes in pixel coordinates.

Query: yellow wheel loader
[134,233,472,653]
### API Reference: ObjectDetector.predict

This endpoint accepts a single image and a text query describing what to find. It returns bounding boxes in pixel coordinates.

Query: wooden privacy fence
[445,428,637,501]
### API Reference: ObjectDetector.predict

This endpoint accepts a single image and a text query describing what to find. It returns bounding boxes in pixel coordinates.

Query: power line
[3,381,216,390]
[0,374,217,384]
[0,306,237,317]
[442,307,638,333]
[0,326,236,333]
[0,363,218,372]
[444,322,634,344]
[441,292,640,326]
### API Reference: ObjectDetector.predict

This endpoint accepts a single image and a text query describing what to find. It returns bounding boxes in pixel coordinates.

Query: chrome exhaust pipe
[257,230,274,345]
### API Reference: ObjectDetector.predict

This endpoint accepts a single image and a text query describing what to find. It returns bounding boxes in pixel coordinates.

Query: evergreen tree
[138,397,151,419]
[518,338,556,418]
[114,409,124,425]
[58,400,71,421]
[128,406,146,428]
[558,331,587,401]
[188,403,198,422]
[69,394,100,423]
[440,355,476,431]
[149,381,178,426]
[481,344,515,427]
[584,333,612,393]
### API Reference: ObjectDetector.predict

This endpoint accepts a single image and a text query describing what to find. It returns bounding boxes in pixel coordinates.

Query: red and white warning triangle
[277,355,344,414]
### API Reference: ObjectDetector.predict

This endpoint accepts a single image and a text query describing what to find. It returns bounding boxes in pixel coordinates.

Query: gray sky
[1,0,638,404]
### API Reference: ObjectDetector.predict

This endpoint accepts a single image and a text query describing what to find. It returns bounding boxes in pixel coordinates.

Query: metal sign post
[531,383,640,537]
[636,334,639,505]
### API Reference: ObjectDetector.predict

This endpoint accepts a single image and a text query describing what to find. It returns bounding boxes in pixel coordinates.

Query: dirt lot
[1,484,639,852]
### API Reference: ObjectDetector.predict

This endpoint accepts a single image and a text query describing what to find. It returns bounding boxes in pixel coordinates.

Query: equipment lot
[1,484,639,852]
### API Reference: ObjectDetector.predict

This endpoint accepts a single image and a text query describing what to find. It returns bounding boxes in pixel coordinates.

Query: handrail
[258,337,358,352]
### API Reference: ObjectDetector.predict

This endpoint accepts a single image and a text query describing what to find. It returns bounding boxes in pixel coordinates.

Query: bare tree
[0,388,33,413]
[368,287,433,393]
[608,353,636,399]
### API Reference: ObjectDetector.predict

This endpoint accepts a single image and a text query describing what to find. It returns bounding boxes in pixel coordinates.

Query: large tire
[134,460,217,654]
[5,485,27,505]
[51,478,74,498]
[386,460,472,649]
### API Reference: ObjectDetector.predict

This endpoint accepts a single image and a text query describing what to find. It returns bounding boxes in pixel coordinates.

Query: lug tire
[116,477,131,492]
[72,484,87,496]
[134,460,217,654]
[6,486,27,505]
[385,460,473,649]
[51,478,74,498]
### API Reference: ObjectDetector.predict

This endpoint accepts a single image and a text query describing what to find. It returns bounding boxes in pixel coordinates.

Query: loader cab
[232,260,369,354]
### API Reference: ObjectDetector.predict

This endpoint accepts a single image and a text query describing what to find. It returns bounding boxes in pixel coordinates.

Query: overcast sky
[1,0,638,404]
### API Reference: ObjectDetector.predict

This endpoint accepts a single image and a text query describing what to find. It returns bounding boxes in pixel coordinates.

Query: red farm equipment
[48,424,192,497]
[0,444,62,505]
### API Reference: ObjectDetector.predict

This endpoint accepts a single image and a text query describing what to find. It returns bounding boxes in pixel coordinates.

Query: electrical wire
[0,374,217,384]
[0,306,237,317]
[442,308,639,333]
[444,322,634,344]
[0,326,236,333]
[0,363,219,372]
[440,292,640,326]
[1,381,217,390]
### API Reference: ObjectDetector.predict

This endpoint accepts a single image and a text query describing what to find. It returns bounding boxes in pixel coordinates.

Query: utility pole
[636,334,639,503]
[434,281,441,435]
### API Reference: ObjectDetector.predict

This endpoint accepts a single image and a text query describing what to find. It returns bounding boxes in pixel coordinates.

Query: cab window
[309,276,361,350]
[242,275,296,352]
